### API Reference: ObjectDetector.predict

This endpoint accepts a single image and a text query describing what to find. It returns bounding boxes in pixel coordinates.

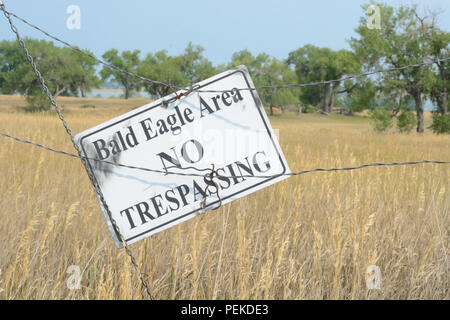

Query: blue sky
[1,0,449,66]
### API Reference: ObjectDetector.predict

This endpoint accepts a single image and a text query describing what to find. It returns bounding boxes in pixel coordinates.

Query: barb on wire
[0,1,155,300]
[162,84,201,108]
[3,6,448,96]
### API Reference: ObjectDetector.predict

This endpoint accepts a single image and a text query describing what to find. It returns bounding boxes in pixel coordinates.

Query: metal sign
[75,66,290,247]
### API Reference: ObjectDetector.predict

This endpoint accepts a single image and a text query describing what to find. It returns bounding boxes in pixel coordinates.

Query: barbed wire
[3,6,449,96]
[1,1,155,300]
[2,131,449,180]
[2,2,450,300]
[2,6,185,92]
[195,58,450,93]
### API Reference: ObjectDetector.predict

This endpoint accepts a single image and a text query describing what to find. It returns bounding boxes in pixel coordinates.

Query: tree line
[0,2,448,133]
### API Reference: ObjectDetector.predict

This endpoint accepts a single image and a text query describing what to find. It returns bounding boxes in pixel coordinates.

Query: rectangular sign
[75,65,290,247]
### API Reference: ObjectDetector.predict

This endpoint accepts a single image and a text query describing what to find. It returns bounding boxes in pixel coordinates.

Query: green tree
[344,79,377,113]
[370,107,394,132]
[181,43,216,83]
[0,39,98,110]
[350,2,437,133]
[397,108,417,133]
[69,49,100,97]
[413,8,449,115]
[0,39,71,97]
[138,50,188,99]
[0,39,27,94]
[100,49,141,99]
[287,45,361,114]
[259,57,299,115]
[229,50,299,115]
[138,43,215,99]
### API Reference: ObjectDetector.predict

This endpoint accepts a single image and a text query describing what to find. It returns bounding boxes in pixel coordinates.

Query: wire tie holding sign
[200,164,222,211]
[162,84,201,108]
[165,164,223,211]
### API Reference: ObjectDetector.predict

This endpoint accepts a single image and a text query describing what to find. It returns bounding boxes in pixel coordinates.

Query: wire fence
[1,2,449,300]
[1,131,449,180]
[1,2,154,299]
[3,7,184,92]
[4,6,449,95]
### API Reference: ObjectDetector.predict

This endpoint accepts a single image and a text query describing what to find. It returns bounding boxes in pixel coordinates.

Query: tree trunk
[328,89,337,113]
[322,84,330,113]
[270,103,274,116]
[297,105,302,116]
[54,85,67,98]
[439,65,448,114]
[442,90,448,115]
[124,87,130,99]
[414,92,424,133]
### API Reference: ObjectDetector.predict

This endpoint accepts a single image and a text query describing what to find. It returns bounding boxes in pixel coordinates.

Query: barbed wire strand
[3,6,184,91]
[0,2,155,300]
[4,6,449,95]
[1,131,449,180]
[194,58,450,93]
[2,3,450,299]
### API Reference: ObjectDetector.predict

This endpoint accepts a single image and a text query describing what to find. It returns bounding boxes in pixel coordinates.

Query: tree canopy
[0,39,99,99]
[0,2,448,132]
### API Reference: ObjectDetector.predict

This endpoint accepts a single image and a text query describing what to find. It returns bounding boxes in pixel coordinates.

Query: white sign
[75,66,290,247]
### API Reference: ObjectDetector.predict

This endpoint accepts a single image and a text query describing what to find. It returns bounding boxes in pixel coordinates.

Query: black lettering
[150,194,168,217]
[165,189,180,211]
[109,139,121,155]
[232,88,244,102]
[135,201,156,224]
[193,180,206,202]
[156,119,169,135]
[203,172,216,189]
[125,126,139,147]
[216,167,231,190]
[120,206,136,229]
[93,139,110,160]
[222,91,232,106]
[199,97,215,117]
[184,107,194,123]
[235,157,254,181]
[176,184,190,207]
[174,105,186,126]
[116,131,128,151]
[226,163,245,185]
[253,151,271,173]
[212,95,221,111]
[140,118,158,140]
[181,139,204,164]
[157,147,181,171]
[167,114,181,135]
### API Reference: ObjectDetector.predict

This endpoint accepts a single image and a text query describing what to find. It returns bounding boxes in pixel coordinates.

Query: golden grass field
[0,94,448,299]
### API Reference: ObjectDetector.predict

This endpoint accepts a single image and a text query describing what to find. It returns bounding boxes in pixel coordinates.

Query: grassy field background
[0,95,448,299]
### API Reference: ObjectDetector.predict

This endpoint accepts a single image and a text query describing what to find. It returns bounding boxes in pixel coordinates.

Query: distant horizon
[0,0,449,66]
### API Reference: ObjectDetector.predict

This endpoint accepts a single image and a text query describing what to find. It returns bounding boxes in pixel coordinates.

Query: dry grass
[0,94,151,114]
[0,96,448,299]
